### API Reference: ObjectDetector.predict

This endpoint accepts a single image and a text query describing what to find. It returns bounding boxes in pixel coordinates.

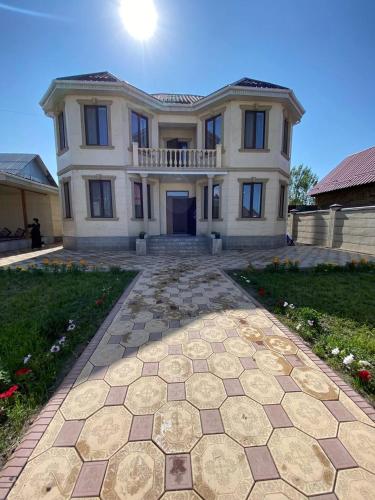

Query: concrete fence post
[328,204,342,248]
[289,209,299,241]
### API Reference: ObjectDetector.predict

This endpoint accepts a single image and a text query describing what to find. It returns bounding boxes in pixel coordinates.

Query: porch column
[20,189,28,233]
[207,174,214,236]
[141,173,149,234]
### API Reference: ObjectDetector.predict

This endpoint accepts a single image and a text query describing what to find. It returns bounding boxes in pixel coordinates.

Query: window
[205,115,222,149]
[242,183,263,218]
[203,184,220,219]
[63,182,72,219]
[134,182,151,219]
[57,111,67,151]
[278,184,286,218]
[282,118,290,156]
[244,111,265,149]
[84,105,109,146]
[131,111,149,147]
[89,180,113,218]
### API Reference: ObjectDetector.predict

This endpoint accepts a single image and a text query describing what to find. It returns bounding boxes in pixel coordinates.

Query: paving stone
[192,359,209,373]
[240,357,257,370]
[165,454,193,490]
[142,362,159,376]
[168,344,183,355]
[168,382,186,401]
[318,438,357,469]
[276,375,301,392]
[104,386,128,405]
[200,409,224,434]
[72,461,107,497]
[129,415,153,441]
[264,404,293,428]
[323,400,355,422]
[211,342,226,352]
[54,420,84,447]
[223,378,245,396]
[245,446,279,480]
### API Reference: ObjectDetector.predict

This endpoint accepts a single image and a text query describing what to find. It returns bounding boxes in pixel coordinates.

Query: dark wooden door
[172,198,189,233]
[187,198,196,235]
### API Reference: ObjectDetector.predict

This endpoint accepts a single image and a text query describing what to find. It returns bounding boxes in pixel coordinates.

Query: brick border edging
[0,272,142,499]
[222,270,375,421]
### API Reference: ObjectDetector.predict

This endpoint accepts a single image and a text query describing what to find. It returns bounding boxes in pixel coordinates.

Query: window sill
[238,148,270,153]
[85,217,119,221]
[131,217,156,222]
[199,218,223,222]
[63,217,74,221]
[236,217,266,221]
[80,145,114,150]
[57,147,69,157]
[281,151,290,160]
[277,217,286,221]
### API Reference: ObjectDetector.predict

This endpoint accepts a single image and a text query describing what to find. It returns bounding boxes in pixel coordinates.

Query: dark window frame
[84,105,109,146]
[203,184,220,220]
[57,111,67,152]
[282,118,290,156]
[131,111,149,148]
[88,179,113,218]
[63,181,72,219]
[205,114,222,149]
[244,110,266,150]
[241,182,263,218]
[278,184,286,218]
[134,181,152,219]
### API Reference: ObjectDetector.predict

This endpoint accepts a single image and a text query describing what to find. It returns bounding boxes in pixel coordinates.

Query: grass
[0,266,136,464]
[229,264,375,404]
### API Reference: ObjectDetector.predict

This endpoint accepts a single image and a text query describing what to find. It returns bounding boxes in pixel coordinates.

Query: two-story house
[40,71,304,252]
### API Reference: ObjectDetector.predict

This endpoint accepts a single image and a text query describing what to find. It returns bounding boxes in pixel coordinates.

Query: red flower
[358,369,372,382]
[95,298,104,306]
[0,385,19,399]
[15,368,32,376]
[258,287,266,297]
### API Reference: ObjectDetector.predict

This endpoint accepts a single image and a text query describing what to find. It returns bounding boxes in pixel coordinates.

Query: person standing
[28,218,42,249]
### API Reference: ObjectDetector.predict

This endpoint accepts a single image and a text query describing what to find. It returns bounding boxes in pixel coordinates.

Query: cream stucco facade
[40,72,304,250]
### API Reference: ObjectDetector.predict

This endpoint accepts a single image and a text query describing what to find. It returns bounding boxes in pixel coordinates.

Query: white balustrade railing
[132,143,222,169]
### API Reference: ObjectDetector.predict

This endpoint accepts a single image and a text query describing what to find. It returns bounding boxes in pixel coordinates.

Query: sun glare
[119,0,158,41]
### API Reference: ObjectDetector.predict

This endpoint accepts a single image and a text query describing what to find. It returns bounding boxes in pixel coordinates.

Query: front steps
[147,236,210,255]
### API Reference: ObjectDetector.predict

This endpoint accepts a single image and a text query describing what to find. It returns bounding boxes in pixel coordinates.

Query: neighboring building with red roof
[309,146,375,208]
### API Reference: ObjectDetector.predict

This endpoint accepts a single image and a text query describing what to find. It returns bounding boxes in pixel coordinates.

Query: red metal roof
[309,146,375,196]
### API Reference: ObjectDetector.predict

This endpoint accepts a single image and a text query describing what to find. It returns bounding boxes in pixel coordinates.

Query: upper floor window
[244,110,265,149]
[57,111,67,152]
[84,105,109,146]
[205,115,222,149]
[131,111,149,148]
[134,181,151,219]
[203,184,220,219]
[89,179,113,218]
[282,118,290,157]
[63,181,72,219]
[242,182,263,218]
[278,184,286,218]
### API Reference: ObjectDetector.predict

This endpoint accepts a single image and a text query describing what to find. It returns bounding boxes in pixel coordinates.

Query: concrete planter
[211,238,222,255]
[136,238,147,256]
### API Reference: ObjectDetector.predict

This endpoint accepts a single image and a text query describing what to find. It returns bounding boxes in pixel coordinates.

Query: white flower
[359,360,371,367]
[331,348,340,355]
[50,345,60,353]
[343,354,354,366]
[283,301,288,307]
[296,323,302,331]
[245,279,250,283]
[67,323,76,331]
[68,319,74,324]
[307,320,314,326]
[58,336,66,345]
[23,354,31,364]
[289,304,295,309]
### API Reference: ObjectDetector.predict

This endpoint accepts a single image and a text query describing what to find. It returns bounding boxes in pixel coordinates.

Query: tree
[288,164,318,205]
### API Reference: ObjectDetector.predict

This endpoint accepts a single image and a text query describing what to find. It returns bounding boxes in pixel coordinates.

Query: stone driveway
[2,247,375,499]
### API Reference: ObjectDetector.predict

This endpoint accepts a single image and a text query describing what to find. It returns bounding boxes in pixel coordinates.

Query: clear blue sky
[1,0,374,181]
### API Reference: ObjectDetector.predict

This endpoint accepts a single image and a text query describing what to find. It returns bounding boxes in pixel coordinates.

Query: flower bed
[229,259,375,404]
[0,264,136,464]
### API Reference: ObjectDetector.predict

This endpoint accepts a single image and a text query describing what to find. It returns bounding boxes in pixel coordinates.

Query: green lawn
[229,266,375,403]
[0,266,136,464]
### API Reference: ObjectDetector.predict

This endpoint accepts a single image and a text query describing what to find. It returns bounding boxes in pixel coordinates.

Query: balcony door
[166,138,189,167]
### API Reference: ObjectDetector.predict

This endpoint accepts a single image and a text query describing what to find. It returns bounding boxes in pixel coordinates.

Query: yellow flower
[79,259,87,265]
[42,258,49,265]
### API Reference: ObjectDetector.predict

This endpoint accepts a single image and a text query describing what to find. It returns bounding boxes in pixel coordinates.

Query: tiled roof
[0,153,36,173]
[230,77,289,90]
[309,146,375,196]
[151,93,204,104]
[0,153,57,187]
[56,71,120,83]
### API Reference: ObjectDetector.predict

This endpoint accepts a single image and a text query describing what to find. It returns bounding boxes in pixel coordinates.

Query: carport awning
[0,172,59,195]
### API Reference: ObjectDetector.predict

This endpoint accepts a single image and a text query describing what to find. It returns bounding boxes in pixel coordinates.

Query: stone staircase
[147,236,210,255]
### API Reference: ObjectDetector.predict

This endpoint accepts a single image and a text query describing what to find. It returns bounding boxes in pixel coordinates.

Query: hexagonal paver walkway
[2,254,375,499]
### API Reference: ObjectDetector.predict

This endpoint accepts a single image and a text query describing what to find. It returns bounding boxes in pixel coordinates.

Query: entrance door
[166,191,196,235]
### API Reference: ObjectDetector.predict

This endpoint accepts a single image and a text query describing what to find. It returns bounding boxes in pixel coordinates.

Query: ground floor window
[63,181,72,219]
[134,181,152,219]
[242,182,263,218]
[203,184,220,219]
[89,179,113,218]
[278,184,286,218]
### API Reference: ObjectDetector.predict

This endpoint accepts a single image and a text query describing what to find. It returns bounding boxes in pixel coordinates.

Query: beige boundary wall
[288,205,375,255]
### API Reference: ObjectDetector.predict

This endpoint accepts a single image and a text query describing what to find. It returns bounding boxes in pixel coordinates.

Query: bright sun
[119,0,158,41]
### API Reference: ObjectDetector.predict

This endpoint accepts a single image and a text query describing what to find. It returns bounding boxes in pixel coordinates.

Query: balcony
[132,142,222,169]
